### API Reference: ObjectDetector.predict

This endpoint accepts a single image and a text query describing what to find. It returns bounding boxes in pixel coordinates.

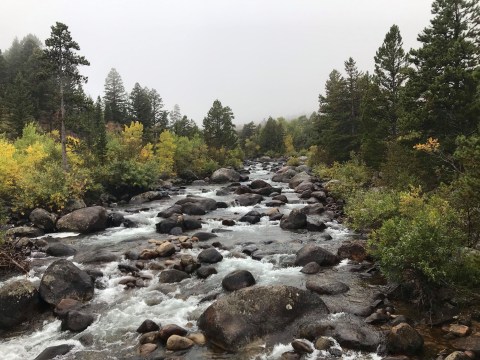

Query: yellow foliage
[0,139,19,195]
[284,134,295,156]
[157,130,176,176]
[399,186,424,216]
[414,137,440,153]
[140,143,154,161]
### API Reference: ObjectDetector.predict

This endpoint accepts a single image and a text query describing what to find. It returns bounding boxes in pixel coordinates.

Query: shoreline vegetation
[0,0,480,358]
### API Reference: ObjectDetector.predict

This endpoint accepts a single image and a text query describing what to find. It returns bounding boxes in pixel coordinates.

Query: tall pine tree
[103,68,127,124]
[203,99,237,149]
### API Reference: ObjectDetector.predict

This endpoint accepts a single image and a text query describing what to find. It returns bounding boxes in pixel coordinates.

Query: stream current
[0,162,383,360]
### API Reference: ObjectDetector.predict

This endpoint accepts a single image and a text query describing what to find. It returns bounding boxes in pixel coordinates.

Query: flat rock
[306,279,350,295]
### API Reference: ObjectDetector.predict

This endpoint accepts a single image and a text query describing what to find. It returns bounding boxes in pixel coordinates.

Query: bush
[368,191,478,288]
[314,154,371,199]
[346,188,400,231]
[286,156,300,166]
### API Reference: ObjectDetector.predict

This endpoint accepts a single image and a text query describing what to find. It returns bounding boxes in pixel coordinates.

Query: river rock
[272,168,297,183]
[222,270,256,291]
[253,187,276,196]
[239,210,262,224]
[0,279,41,330]
[272,194,288,203]
[198,285,329,351]
[158,324,188,342]
[445,351,469,360]
[211,168,241,183]
[295,181,315,193]
[138,343,157,356]
[235,185,253,194]
[156,216,181,234]
[157,205,182,218]
[452,336,480,351]
[192,180,208,186]
[294,243,339,266]
[159,269,190,283]
[291,339,314,354]
[54,298,80,317]
[139,331,159,344]
[192,232,218,241]
[300,203,325,215]
[235,193,263,206]
[315,336,334,350]
[337,241,367,262]
[166,335,194,350]
[281,352,301,360]
[33,344,74,360]
[5,226,44,238]
[300,262,321,274]
[107,212,125,227]
[197,266,218,279]
[137,319,160,333]
[387,323,424,355]
[198,248,223,264]
[181,202,207,215]
[249,179,271,189]
[129,191,169,204]
[289,172,313,188]
[56,206,108,234]
[39,259,94,306]
[280,209,307,230]
[306,217,327,232]
[188,332,206,345]
[46,243,77,257]
[73,249,119,264]
[29,208,57,232]
[306,279,349,295]
[156,242,176,257]
[298,313,382,352]
[176,196,217,212]
[61,310,94,332]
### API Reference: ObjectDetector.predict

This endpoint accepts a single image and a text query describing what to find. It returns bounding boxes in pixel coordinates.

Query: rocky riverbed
[0,161,478,360]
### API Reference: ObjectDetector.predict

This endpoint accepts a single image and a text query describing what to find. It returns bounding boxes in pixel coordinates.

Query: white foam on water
[1,320,82,360]
[38,232,80,239]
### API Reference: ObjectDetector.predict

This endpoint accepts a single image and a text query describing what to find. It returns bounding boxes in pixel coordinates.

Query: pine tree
[94,96,107,163]
[129,82,152,128]
[44,22,90,171]
[103,68,127,124]
[407,0,480,146]
[169,104,182,126]
[259,117,285,155]
[203,99,237,149]
[344,57,361,136]
[374,24,408,136]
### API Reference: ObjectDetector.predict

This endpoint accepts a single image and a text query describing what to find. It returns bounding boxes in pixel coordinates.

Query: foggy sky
[0,0,433,126]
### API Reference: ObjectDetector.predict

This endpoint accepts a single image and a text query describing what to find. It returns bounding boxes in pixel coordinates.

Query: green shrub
[346,188,400,231]
[286,156,300,166]
[368,192,478,287]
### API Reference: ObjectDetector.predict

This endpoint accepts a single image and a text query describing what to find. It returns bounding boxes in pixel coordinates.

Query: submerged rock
[129,191,169,205]
[198,285,329,351]
[33,344,74,360]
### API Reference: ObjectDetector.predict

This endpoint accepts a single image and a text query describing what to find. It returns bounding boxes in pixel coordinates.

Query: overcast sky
[1,0,433,125]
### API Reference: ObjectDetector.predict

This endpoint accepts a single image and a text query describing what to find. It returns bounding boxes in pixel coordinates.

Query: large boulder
[56,206,108,234]
[61,310,95,332]
[175,196,217,212]
[39,259,94,306]
[129,191,169,205]
[249,179,271,189]
[159,269,190,283]
[0,279,42,330]
[235,193,263,206]
[280,209,307,230]
[198,285,329,351]
[29,208,57,232]
[289,172,313,189]
[337,241,368,262]
[46,243,77,257]
[211,168,241,183]
[387,323,424,355]
[180,202,207,215]
[294,243,339,266]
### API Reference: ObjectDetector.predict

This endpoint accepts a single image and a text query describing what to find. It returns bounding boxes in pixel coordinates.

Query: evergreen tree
[103,68,127,124]
[2,72,34,136]
[407,0,480,147]
[374,24,408,136]
[203,99,237,149]
[239,121,256,149]
[44,22,90,171]
[94,96,107,163]
[259,117,285,154]
[172,115,199,138]
[169,104,182,126]
[344,57,361,137]
[129,82,152,128]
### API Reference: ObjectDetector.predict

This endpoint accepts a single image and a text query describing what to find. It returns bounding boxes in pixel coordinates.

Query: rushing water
[0,162,384,360]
